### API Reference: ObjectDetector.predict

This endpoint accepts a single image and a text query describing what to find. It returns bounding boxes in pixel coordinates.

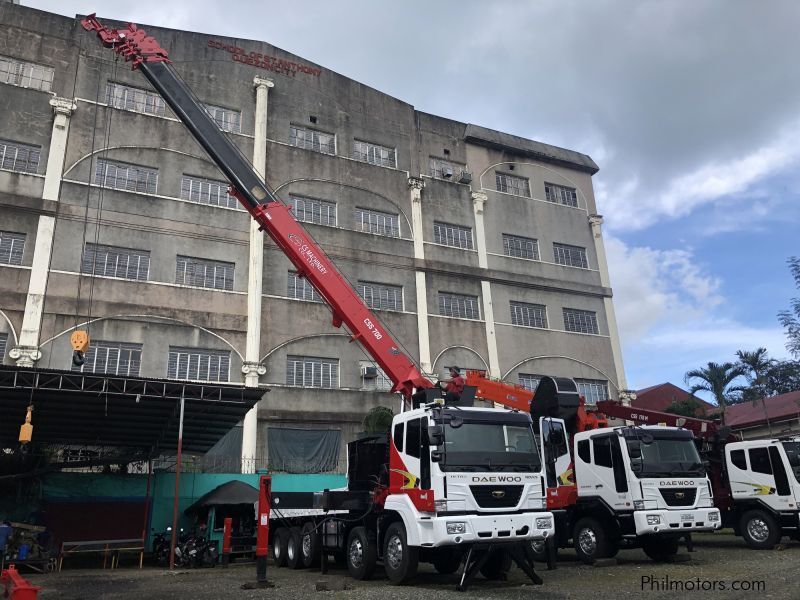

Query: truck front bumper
[418,511,555,548]
[633,507,722,535]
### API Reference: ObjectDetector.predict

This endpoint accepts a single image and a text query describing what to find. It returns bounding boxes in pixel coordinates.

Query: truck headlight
[646,515,661,525]
[633,500,645,510]
[446,521,466,535]
[709,513,720,522]
[535,517,552,530]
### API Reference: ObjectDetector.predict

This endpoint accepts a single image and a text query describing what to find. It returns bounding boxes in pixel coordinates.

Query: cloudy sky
[28,0,800,395]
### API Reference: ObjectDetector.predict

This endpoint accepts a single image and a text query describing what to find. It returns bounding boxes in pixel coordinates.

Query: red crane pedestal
[1,565,41,600]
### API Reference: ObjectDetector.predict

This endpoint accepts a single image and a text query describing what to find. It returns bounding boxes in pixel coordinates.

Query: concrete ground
[24,532,800,600]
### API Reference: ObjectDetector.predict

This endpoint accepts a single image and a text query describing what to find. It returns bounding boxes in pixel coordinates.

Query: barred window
[438,292,480,320]
[168,346,230,382]
[0,139,41,174]
[0,55,53,92]
[353,140,396,168]
[544,182,578,207]
[429,156,465,180]
[176,255,234,291]
[286,355,339,388]
[0,231,25,266]
[553,243,588,269]
[288,270,322,302]
[204,103,241,134]
[576,379,609,404]
[357,281,403,311]
[434,221,473,250]
[72,341,142,376]
[106,81,166,116]
[518,373,542,392]
[95,159,158,195]
[180,175,240,209]
[503,233,539,260]
[510,301,548,328]
[354,207,399,237]
[290,195,336,226]
[81,243,150,281]
[495,172,531,197]
[563,308,599,334]
[289,125,336,155]
[0,332,6,361]
[361,363,392,391]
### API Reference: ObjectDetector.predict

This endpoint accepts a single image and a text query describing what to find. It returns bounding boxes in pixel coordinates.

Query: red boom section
[596,400,733,441]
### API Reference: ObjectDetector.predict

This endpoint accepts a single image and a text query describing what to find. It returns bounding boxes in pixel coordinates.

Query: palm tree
[736,348,776,434]
[684,362,746,424]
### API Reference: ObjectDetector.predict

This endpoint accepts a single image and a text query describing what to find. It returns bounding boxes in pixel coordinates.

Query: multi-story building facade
[0,4,628,471]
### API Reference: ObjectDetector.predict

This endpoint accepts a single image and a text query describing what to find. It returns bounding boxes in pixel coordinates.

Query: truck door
[745,446,791,506]
[400,417,430,490]
[579,434,628,508]
[540,417,571,489]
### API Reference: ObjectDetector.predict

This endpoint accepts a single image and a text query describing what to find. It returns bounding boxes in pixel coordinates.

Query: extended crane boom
[81,15,433,399]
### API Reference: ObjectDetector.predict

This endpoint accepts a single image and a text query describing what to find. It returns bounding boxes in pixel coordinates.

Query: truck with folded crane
[81,15,555,590]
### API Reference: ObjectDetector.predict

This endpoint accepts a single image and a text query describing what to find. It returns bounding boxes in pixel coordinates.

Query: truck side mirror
[427,425,444,445]
[431,449,443,463]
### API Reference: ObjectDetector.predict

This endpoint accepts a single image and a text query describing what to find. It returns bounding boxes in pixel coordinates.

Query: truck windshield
[783,442,800,483]
[627,436,704,479]
[440,421,541,473]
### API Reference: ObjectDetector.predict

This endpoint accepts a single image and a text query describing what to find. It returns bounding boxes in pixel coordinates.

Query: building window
[0,55,53,92]
[0,332,6,361]
[429,156,465,180]
[563,308,599,334]
[204,103,242,134]
[354,207,399,237]
[353,140,396,168]
[168,346,230,382]
[289,125,336,155]
[576,378,608,404]
[81,243,150,281]
[518,373,541,391]
[286,355,339,388]
[180,175,240,209]
[553,242,589,269]
[290,195,336,226]
[95,159,158,195]
[361,363,392,391]
[438,292,480,320]
[0,139,41,174]
[495,172,531,197]
[106,81,166,116]
[357,281,403,311]
[510,301,548,328]
[433,221,473,250]
[288,270,322,302]
[0,231,25,266]
[72,341,142,376]
[503,233,539,260]
[175,255,234,291]
[545,182,578,207]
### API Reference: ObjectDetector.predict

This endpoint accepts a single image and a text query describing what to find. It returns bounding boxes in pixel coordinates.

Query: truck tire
[273,528,288,567]
[641,535,679,562]
[383,522,419,585]
[741,510,781,549]
[346,526,377,580]
[530,539,548,562]
[573,517,612,564]
[432,548,463,574]
[301,522,321,568]
[479,549,512,580]
[286,527,303,569]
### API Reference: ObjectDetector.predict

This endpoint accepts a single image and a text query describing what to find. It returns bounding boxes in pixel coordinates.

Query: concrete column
[11,97,76,367]
[589,214,629,396]
[241,77,273,473]
[472,192,500,378]
[409,177,431,373]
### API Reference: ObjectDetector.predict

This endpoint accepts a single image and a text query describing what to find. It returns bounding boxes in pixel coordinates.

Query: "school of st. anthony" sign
[207,39,321,79]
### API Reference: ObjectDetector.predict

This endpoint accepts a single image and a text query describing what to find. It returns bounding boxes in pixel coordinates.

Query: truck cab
[725,437,800,548]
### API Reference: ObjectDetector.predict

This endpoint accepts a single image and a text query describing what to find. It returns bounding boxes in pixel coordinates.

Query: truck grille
[469,485,523,508]
[659,488,696,506]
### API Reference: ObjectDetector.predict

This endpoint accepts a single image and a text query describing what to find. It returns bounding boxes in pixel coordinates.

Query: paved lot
[25,532,799,600]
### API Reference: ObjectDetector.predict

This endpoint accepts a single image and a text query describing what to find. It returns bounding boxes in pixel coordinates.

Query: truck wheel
[741,510,781,549]
[573,517,611,564]
[346,526,377,580]
[479,549,512,580]
[432,548,463,574]
[383,522,419,585]
[301,522,321,568]
[273,528,288,567]
[641,535,679,562]
[530,539,548,562]
[286,527,303,569]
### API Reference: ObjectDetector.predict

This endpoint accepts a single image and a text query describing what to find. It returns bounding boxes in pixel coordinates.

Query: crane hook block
[70,331,90,352]
[19,404,33,444]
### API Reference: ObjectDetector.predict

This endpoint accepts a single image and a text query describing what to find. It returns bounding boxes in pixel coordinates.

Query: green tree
[362,405,394,434]
[684,362,746,424]
[736,348,777,435]
[762,360,800,396]
[778,256,800,358]
[664,396,706,418]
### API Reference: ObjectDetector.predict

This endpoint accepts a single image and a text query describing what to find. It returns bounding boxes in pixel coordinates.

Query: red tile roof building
[634,382,716,416]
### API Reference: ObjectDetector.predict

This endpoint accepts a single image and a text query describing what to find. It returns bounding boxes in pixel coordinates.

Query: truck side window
[730,449,747,470]
[406,418,421,459]
[420,417,430,490]
[393,422,404,452]
[593,436,613,468]
[749,447,772,475]
[769,446,791,496]
[610,436,629,493]
[577,439,591,463]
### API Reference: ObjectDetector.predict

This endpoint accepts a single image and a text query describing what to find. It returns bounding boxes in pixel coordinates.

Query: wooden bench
[59,538,144,571]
